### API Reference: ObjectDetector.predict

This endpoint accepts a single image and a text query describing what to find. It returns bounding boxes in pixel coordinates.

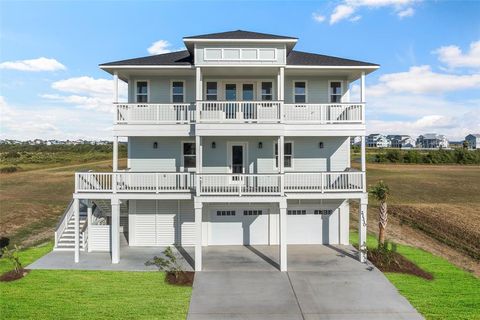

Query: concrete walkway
[188,245,423,320]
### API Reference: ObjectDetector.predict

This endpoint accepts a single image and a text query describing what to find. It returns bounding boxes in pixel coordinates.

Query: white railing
[75,172,194,193]
[284,103,364,123]
[197,174,282,195]
[115,103,195,124]
[54,199,74,247]
[197,101,281,122]
[284,172,365,192]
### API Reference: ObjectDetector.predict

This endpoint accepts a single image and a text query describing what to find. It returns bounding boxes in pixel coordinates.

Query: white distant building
[366,134,391,148]
[465,134,480,150]
[387,135,416,149]
[416,134,449,149]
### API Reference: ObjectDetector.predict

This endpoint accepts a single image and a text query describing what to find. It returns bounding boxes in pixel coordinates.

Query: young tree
[369,181,390,247]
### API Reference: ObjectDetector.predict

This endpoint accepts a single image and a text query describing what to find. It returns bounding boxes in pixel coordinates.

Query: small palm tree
[369,180,390,248]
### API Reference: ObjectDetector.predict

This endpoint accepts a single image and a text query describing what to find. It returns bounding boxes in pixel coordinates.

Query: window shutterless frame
[293,80,307,103]
[171,80,186,103]
[273,141,294,170]
[180,141,196,172]
[135,80,150,103]
[328,80,343,103]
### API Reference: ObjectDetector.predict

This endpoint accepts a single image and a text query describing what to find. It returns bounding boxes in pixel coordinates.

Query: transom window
[261,82,273,101]
[172,81,185,103]
[182,142,196,168]
[217,210,236,216]
[206,82,218,101]
[294,81,306,103]
[287,210,307,215]
[243,210,263,216]
[329,81,342,103]
[314,209,334,215]
[136,81,148,103]
[275,142,293,168]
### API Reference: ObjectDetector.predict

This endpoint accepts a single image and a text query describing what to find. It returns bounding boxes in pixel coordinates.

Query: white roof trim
[286,65,379,69]
[100,65,195,69]
[183,38,297,43]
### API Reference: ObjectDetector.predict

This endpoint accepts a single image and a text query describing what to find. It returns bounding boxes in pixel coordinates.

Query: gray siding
[284,76,348,104]
[128,76,196,103]
[129,137,190,171]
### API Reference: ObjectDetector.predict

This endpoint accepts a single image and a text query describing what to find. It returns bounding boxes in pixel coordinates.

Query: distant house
[387,135,416,149]
[367,134,391,148]
[350,136,361,146]
[416,134,449,149]
[465,134,480,149]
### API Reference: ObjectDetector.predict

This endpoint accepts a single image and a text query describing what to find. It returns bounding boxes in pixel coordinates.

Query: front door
[231,145,244,174]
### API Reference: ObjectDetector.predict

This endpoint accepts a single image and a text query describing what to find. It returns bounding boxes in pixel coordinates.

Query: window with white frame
[275,142,293,168]
[261,82,273,101]
[217,210,236,216]
[329,81,342,103]
[172,81,185,103]
[182,142,196,168]
[287,209,307,215]
[294,81,306,103]
[314,209,334,215]
[243,210,263,216]
[136,81,148,103]
[206,82,218,101]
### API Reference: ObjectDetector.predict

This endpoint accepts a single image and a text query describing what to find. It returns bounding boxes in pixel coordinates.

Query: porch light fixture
[258,142,263,149]
[211,141,216,149]
[319,142,324,149]
[153,142,158,149]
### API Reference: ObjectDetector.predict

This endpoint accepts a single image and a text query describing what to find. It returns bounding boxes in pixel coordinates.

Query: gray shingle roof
[101,50,377,68]
[287,51,378,67]
[184,30,297,40]
[100,50,192,66]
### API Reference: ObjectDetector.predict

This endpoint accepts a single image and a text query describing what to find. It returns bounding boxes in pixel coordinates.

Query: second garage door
[208,208,269,245]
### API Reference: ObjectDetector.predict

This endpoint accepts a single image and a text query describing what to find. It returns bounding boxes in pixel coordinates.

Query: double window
[294,81,306,103]
[275,142,293,168]
[172,81,185,103]
[182,142,196,169]
[136,81,148,103]
[329,81,342,103]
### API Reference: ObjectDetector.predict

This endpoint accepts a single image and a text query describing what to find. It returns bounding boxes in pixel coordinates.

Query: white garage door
[208,208,269,245]
[287,209,333,244]
[131,200,195,246]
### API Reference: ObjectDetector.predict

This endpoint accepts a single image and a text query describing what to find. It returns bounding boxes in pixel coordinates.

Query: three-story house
[54,30,378,271]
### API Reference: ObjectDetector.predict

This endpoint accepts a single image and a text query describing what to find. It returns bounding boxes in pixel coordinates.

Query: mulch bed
[368,249,434,280]
[165,271,194,286]
[0,269,30,282]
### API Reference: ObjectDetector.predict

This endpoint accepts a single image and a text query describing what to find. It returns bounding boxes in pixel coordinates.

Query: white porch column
[278,136,284,174]
[360,72,365,103]
[87,201,93,253]
[113,71,119,103]
[113,136,119,172]
[111,198,121,264]
[194,201,203,271]
[195,67,202,122]
[74,198,80,263]
[359,197,368,263]
[279,198,287,271]
[361,135,366,191]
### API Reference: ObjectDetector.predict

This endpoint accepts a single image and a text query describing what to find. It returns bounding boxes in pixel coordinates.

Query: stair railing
[81,217,88,251]
[54,199,74,247]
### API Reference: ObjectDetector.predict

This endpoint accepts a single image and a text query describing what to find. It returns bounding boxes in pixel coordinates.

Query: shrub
[145,246,184,278]
[0,166,18,173]
[1,245,23,273]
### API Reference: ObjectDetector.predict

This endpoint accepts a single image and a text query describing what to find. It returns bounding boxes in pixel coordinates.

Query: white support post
[278,136,284,174]
[360,72,365,103]
[279,67,285,122]
[195,135,202,173]
[195,67,202,122]
[113,71,119,124]
[111,198,120,264]
[361,135,366,191]
[359,197,368,263]
[74,198,80,263]
[194,201,203,271]
[113,136,119,172]
[87,200,93,253]
[279,199,287,271]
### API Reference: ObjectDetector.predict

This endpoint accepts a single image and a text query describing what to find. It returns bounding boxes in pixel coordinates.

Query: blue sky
[1,0,479,140]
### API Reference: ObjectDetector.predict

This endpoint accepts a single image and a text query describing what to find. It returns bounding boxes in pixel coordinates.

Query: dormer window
[172,81,185,103]
[136,81,148,103]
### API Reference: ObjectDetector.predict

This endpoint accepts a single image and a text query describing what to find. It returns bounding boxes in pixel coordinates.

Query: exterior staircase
[54,211,88,251]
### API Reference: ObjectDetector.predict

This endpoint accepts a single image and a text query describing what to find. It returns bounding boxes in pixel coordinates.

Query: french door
[224,83,255,119]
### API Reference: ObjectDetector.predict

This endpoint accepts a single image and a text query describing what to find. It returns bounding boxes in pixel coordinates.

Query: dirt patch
[368,249,433,280]
[0,269,30,282]
[165,271,194,286]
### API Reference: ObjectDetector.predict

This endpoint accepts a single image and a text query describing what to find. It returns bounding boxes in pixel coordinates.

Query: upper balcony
[114,101,365,136]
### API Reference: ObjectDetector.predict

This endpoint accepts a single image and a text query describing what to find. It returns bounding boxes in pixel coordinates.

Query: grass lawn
[0,243,192,320]
[351,232,480,319]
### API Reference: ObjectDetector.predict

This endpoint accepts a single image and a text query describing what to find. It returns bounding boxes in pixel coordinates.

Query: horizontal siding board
[89,225,111,252]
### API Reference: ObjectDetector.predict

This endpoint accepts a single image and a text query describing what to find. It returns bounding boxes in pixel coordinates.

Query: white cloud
[326,0,418,24]
[367,65,480,96]
[433,40,480,69]
[148,40,172,55]
[397,7,414,18]
[312,13,326,22]
[0,57,66,72]
[330,5,355,24]
[42,76,127,113]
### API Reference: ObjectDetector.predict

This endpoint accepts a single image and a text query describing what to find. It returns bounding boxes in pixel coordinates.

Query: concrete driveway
[188,245,423,320]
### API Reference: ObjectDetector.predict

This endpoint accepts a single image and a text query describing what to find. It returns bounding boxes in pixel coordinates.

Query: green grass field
[351,232,480,319]
[0,243,192,320]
